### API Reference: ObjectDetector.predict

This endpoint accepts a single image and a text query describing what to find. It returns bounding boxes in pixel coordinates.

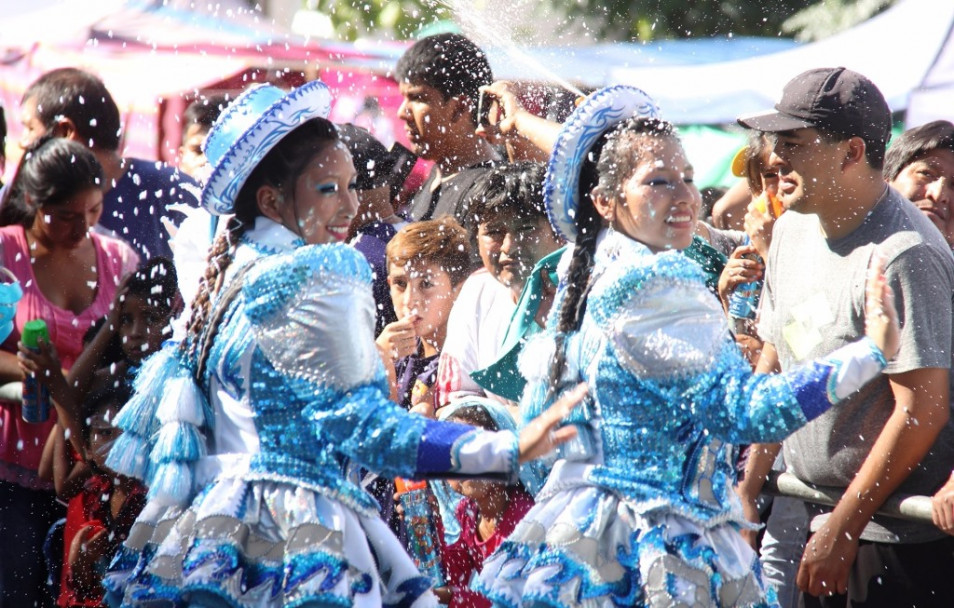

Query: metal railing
[763,471,934,524]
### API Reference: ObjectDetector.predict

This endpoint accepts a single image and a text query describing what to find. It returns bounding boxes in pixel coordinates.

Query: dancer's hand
[864,251,899,360]
[518,383,587,463]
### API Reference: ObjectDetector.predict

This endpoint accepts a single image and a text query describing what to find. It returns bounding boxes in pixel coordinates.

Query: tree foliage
[782,0,896,41]
[304,0,449,41]
[539,0,815,41]
[302,0,899,43]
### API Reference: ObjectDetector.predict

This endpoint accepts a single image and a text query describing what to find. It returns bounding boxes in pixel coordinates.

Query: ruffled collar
[594,227,655,267]
[240,217,306,256]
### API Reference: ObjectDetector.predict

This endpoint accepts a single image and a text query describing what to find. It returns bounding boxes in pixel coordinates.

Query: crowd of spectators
[0,31,952,608]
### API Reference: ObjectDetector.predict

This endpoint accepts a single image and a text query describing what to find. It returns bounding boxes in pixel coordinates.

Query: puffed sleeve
[597,254,888,444]
[242,245,518,481]
[693,335,887,443]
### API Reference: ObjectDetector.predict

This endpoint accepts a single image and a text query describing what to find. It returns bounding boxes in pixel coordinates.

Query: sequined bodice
[521,231,805,522]
[199,230,426,515]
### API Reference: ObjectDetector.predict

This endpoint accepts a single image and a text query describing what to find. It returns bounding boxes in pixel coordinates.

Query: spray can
[727,236,761,326]
[21,320,50,424]
[395,478,444,587]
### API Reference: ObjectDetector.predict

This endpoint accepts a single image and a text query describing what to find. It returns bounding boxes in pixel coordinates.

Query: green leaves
[305,0,450,41]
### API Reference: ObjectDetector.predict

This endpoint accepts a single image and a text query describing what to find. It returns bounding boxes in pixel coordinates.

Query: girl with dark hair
[23,257,178,608]
[433,400,539,608]
[475,86,900,607]
[39,384,145,608]
[0,137,137,606]
[23,256,180,452]
[103,82,580,608]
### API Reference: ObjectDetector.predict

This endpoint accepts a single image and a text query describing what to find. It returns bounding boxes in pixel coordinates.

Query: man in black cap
[736,67,954,607]
[338,123,406,337]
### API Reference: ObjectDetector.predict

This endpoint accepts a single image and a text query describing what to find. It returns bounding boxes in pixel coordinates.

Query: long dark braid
[546,116,677,392]
[181,216,247,364]
[546,145,604,392]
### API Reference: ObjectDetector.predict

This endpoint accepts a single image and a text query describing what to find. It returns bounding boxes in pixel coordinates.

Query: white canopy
[908,19,954,127]
[609,0,954,125]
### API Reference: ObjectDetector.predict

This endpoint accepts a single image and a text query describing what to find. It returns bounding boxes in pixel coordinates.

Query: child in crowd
[433,400,536,608]
[22,257,180,446]
[370,217,471,549]
[717,132,783,363]
[167,95,228,315]
[28,258,179,606]
[44,386,146,608]
[177,95,229,183]
[376,217,473,413]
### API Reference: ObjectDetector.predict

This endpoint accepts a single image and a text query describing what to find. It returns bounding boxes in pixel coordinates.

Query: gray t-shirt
[701,223,748,259]
[760,187,954,543]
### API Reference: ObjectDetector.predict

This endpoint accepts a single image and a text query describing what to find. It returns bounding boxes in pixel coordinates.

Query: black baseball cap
[738,67,891,144]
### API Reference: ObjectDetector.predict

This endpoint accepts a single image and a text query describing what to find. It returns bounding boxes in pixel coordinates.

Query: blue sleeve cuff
[415,419,474,475]
[787,361,833,422]
[787,337,888,422]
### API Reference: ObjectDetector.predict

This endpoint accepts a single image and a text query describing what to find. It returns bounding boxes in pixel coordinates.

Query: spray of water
[433,0,585,98]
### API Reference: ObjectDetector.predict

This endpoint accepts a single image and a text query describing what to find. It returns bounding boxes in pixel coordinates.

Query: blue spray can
[727,236,762,325]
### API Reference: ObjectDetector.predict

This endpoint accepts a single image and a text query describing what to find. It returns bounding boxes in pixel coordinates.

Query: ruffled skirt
[104,477,436,608]
[475,464,777,608]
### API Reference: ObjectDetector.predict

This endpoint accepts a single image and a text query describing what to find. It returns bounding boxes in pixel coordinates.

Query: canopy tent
[907,20,954,127]
[0,0,407,164]
[481,37,796,92]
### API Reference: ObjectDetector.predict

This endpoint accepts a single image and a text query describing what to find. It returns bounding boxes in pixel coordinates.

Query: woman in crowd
[104,81,580,608]
[475,86,899,607]
[0,136,137,606]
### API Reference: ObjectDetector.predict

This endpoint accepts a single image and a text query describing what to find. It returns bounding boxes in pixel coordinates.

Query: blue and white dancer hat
[544,85,660,242]
[201,81,333,215]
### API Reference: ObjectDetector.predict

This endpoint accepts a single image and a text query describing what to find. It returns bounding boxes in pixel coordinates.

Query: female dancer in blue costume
[102,81,581,608]
[475,86,899,607]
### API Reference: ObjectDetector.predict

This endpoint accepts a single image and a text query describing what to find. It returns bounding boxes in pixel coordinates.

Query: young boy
[376,217,473,412]
[177,94,229,183]
[395,33,500,223]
